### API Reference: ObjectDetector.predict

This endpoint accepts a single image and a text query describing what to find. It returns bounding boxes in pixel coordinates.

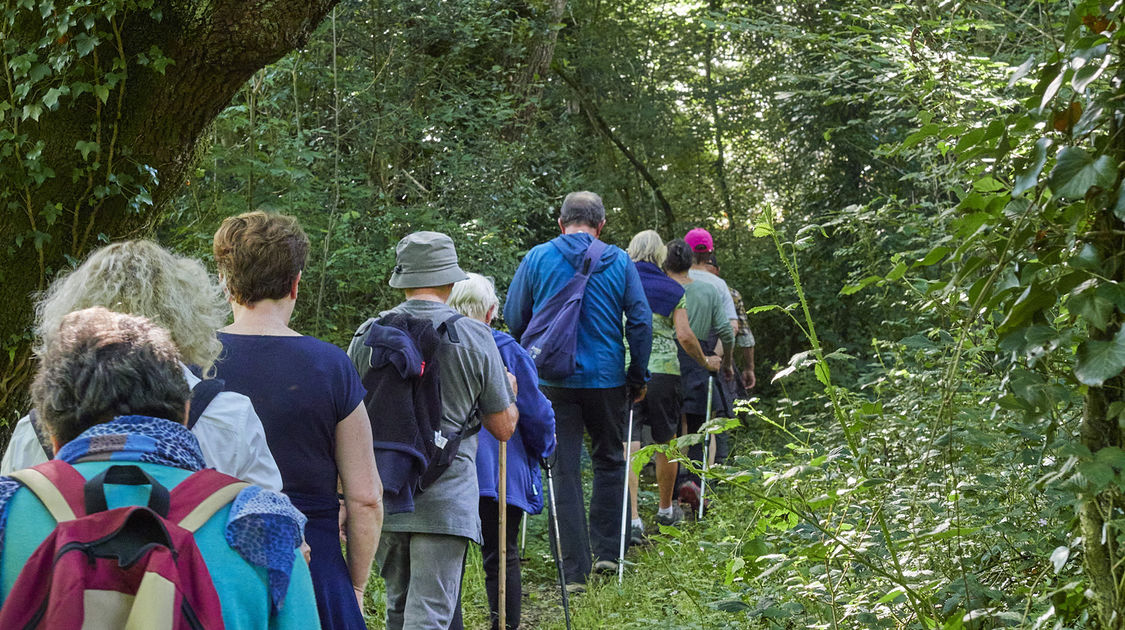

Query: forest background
[3,0,1125,627]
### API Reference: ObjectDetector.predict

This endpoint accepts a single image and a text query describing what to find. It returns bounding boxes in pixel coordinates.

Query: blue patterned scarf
[0,415,305,614]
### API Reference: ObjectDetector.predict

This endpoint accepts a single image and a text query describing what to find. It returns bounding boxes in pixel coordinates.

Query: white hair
[449,273,499,322]
[34,240,228,372]
[627,229,667,267]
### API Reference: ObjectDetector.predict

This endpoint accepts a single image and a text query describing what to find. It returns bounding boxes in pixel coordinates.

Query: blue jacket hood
[550,233,618,272]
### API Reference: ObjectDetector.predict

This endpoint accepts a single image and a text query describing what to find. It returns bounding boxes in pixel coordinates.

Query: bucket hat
[389,231,469,289]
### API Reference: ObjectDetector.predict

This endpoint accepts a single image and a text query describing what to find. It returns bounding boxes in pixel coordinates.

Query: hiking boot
[655,504,684,527]
[565,583,586,595]
[678,481,701,515]
[593,559,618,575]
[629,522,645,546]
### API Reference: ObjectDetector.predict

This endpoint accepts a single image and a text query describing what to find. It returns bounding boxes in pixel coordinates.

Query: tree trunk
[1078,42,1125,630]
[553,64,676,235]
[505,0,568,137]
[0,0,339,424]
[703,0,733,222]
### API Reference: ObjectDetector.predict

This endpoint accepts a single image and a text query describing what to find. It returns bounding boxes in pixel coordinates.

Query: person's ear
[486,303,497,325]
[290,271,302,300]
[49,434,60,456]
[595,221,606,238]
[558,218,566,234]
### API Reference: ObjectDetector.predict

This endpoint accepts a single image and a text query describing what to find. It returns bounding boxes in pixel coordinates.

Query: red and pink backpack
[0,460,249,630]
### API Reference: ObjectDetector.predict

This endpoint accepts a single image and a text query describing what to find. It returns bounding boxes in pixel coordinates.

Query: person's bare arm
[742,345,756,389]
[673,309,720,372]
[335,402,383,607]
[482,371,519,441]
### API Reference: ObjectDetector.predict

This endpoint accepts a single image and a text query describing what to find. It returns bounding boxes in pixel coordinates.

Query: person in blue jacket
[449,273,556,629]
[504,191,652,587]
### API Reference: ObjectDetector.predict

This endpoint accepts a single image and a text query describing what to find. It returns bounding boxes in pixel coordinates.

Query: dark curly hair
[31,307,189,446]
[663,239,693,274]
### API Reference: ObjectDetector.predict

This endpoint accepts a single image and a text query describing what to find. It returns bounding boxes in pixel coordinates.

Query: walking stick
[499,440,508,630]
[699,375,713,521]
[544,460,573,630]
[519,512,527,558]
[618,402,635,584]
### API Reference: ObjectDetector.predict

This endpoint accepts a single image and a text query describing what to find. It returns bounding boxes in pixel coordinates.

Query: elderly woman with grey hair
[448,273,556,630]
[624,230,718,537]
[0,240,282,491]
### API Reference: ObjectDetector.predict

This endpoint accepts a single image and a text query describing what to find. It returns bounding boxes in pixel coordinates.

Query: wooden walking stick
[499,440,508,630]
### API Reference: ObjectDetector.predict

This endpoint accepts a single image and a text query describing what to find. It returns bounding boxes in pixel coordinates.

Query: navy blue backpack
[519,239,608,381]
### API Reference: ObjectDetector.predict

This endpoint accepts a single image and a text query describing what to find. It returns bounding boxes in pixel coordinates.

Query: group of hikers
[0,190,755,629]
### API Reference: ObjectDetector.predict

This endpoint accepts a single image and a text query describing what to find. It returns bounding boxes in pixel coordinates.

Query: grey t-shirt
[689,269,738,321]
[358,299,514,543]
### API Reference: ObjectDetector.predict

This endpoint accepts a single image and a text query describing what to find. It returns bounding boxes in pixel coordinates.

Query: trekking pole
[499,440,508,630]
[544,460,573,630]
[519,512,527,558]
[699,375,713,521]
[618,401,635,584]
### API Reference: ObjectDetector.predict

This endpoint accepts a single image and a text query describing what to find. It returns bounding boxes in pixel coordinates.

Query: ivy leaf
[1075,326,1125,386]
[74,140,99,161]
[1013,138,1050,197]
[1049,147,1117,199]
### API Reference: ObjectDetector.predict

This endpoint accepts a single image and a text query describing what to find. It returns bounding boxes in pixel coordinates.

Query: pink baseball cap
[684,228,714,252]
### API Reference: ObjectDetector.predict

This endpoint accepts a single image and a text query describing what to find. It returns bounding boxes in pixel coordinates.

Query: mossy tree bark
[1078,43,1125,630]
[0,0,339,424]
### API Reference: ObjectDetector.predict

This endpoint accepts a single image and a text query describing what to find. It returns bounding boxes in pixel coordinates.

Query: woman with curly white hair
[0,240,283,491]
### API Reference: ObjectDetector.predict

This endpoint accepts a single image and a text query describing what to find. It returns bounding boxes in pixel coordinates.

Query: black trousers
[480,498,523,630]
[541,385,627,584]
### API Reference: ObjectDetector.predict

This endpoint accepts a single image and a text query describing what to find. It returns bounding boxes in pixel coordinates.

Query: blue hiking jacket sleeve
[503,233,653,389]
[475,330,557,514]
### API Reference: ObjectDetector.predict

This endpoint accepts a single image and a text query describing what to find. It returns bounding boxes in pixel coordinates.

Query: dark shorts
[629,373,682,443]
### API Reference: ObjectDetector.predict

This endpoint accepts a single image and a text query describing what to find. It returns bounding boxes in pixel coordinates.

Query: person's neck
[223,299,300,336]
[667,270,692,285]
[404,288,450,304]
[690,263,708,272]
[562,225,599,237]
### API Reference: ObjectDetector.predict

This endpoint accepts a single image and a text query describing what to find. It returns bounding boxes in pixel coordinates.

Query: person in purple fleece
[449,273,556,630]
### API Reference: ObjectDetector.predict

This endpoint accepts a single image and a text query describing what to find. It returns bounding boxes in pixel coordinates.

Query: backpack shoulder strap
[438,313,466,344]
[579,239,609,277]
[187,378,225,430]
[27,409,55,460]
[168,468,250,532]
[7,460,88,523]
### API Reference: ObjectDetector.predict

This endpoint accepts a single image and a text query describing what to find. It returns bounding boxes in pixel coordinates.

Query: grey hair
[627,230,667,266]
[559,191,605,228]
[34,240,227,372]
[32,307,189,446]
[449,273,499,322]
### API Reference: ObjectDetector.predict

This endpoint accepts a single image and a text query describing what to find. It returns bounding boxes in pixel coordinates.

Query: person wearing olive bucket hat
[353,231,519,630]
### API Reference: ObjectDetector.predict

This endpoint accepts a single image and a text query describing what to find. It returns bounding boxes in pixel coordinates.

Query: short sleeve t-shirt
[380,299,515,543]
[683,280,729,344]
[689,269,737,321]
[214,334,365,498]
[648,296,685,376]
